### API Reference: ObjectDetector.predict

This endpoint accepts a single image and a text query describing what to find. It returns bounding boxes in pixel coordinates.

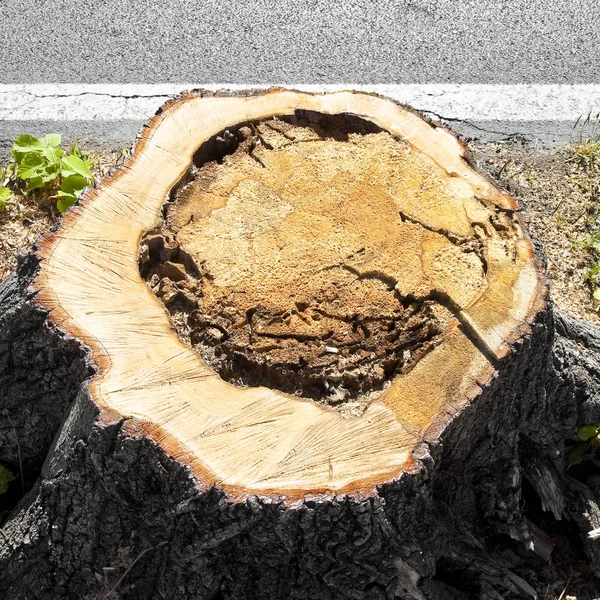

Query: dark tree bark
[1,89,599,600]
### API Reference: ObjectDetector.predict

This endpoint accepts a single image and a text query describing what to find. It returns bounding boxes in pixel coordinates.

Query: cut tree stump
[1,89,600,599]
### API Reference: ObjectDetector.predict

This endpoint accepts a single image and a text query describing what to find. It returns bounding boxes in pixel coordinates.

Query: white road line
[0,84,599,123]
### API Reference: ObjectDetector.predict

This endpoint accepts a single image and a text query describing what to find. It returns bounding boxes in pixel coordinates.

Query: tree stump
[1,89,600,599]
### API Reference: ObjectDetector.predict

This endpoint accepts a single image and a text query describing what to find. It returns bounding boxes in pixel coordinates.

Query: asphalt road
[2,0,600,84]
[1,0,600,150]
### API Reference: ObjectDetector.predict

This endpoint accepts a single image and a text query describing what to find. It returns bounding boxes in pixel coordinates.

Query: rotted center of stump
[140,112,489,411]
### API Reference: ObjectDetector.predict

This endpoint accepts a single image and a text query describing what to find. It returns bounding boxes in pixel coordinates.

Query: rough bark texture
[0,253,94,496]
[1,249,600,599]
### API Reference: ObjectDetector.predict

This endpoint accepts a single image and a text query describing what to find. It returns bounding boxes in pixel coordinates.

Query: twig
[497,159,512,178]
[550,199,564,215]
[3,409,24,495]
[557,574,573,600]
[101,541,167,599]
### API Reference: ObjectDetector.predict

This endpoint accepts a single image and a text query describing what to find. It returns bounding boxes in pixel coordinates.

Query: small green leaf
[12,134,43,157]
[42,145,64,164]
[57,193,77,213]
[567,441,590,465]
[40,133,61,148]
[594,289,600,301]
[0,465,16,495]
[0,187,13,202]
[60,155,92,179]
[60,174,87,196]
[25,176,45,192]
[70,140,88,160]
[579,425,599,441]
[16,152,45,179]
[39,163,60,184]
[21,162,59,192]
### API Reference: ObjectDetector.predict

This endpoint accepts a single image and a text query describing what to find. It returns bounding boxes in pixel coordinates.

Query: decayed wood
[0,89,598,600]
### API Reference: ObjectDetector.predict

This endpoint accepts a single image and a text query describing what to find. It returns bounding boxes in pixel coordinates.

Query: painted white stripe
[0,84,599,122]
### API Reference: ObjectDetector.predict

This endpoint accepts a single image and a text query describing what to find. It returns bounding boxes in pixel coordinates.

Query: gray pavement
[1,0,600,150]
[2,0,599,85]
[0,118,591,162]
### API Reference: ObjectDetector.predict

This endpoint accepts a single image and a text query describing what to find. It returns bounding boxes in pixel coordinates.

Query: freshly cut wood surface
[35,89,546,499]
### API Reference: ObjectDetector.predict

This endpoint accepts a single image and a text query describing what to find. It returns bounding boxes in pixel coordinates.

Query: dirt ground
[470,139,600,326]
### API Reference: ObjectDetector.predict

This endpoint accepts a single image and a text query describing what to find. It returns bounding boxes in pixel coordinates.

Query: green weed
[0,465,16,495]
[573,111,600,146]
[570,120,600,300]
[0,167,14,211]
[4,134,94,213]
[577,232,600,252]
[567,424,600,466]
[580,250,600,300]
[0,187,13,211]
[573,140,600,179]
